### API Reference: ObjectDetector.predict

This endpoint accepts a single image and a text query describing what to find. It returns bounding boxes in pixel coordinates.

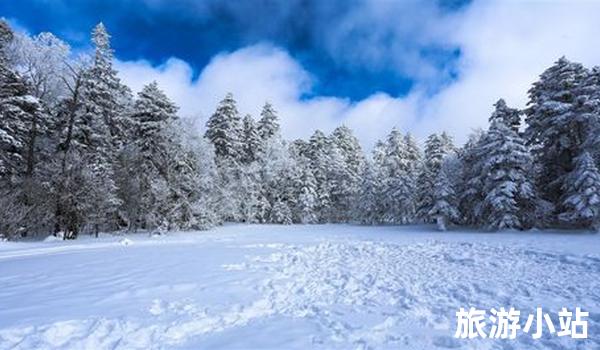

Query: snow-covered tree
[524,57,589,221]
[164,118,220,230]
[476,121,536,230]
[118,81,179,230]
[489,98,521,133]
[371,139,386,170]
[0,20,54,238]
[239,161,269,223]
[241,114,261,164]
[457,129,486,225]
[50,57,94,238]
[416,133,453,222]
[321,142,352,222]
[330,125,366,220]
[205,93,243,161]
[204,93,247,222]
[355,160,384,224]
[7,31,70,106]
[429,157,460,231]
[440,132,456,155]
[331,125,366,178]
[257,102,280,141]
[215,157,244,222]
[575,66,600,161]
[72,23,132,234]
[404,133,422,174]
[289,139,309,159]
[306,130,332,222]
[308,129,329,160]
[378,128,420,223]
[131,81,177,165]
[559,151,600,229]
[271,199,292,224]
[84,23,132,144]
[0,22,48,181]
[295,158,318,224]
[46,23,134,237]
[257,135,295,223]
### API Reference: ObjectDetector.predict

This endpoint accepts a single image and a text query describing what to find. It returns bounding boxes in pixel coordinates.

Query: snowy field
[0,225,598,350]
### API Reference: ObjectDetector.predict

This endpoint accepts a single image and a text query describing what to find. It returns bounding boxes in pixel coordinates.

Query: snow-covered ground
[0,225,598,349]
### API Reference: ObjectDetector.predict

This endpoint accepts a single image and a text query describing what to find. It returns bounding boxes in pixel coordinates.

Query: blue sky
[2,1,600,147]
[1,0,468,100]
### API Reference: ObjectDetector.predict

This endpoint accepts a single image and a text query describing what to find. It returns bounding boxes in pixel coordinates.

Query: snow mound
[119,238,133,246]
[43,235,61,243]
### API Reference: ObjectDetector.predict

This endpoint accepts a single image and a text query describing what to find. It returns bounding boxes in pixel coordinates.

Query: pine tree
[440,132,456,155]
[166,119,220,230]
[51,57,94,238]
[415,165,435,220]
[85,23,132,145]
[216,157,244,222]
[490,98,521,133]
[67,22,134,235]
[331,125,366,178]
[368,141,388,224]
[289,139,309,159]
[296,158,318,224]
[477,121,536,230]
[258,135,295,223]
[0,21,46,181]
[330,125,366,220]
[271,199,292,224]
[429,158,460,231]
[457,129,486,225]
[416,133,447,222]
[132,81,177,169]
[307,130,332,222]
[575,66,600,160]
[121,81,179,230]
[404,133,422,174]
[524,57,589,221]
[355,160,384,224]
[403,133,422,219]
[378,128,417,223]
[559,151,600,229]
[49,23,133,237]
[321,142,351,222]
[241,114,261,164]
[308,129,329,160]
[0,20,54,238]
[205,93,243,161]
[205,93,246,222]
[257,102,280,141]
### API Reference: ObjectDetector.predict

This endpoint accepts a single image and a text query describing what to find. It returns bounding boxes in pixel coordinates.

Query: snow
[0,224,598,349]
[119,238,133,246]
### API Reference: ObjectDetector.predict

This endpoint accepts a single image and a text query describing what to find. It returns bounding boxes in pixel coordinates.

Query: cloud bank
[116,0,600,149]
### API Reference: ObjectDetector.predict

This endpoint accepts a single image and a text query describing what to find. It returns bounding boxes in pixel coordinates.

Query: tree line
[1,21,600,239]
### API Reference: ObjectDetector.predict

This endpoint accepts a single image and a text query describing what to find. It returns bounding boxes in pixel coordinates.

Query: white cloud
[116,0,600,150]
[116,44,420,147]
[415,0,600,140]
